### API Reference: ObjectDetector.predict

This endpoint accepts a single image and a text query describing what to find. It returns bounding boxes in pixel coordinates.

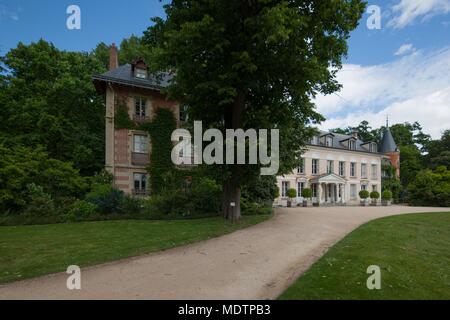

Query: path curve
[0,206,446,300]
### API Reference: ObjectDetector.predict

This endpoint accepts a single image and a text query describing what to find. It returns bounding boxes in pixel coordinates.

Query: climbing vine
[114,103,136,130]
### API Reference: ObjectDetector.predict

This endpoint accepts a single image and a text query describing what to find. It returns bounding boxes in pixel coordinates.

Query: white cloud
[394,43,415,56]
[388,0,450,29]
[315,48,450,139]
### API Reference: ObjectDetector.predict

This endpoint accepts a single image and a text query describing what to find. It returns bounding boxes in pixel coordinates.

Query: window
[350,162,356,177]
[133,135,148,154]
[371,164,377,179]
[297,182,305,197]
[312,184,317,198]
[361,164,368,179]
[312,159,319,175]
[350,184,357,199]
[327,160,334,174]
[326,136,333,147]
[311,136,319,145]
[135,68,147,79]
[134,173,147,191]
[361,184,368,191]
[349,140,356,150]
[372,185,378,192]
[339,161,345,176]
[282,182,289,197]
[297,158,305,174]
[135,98,146,117]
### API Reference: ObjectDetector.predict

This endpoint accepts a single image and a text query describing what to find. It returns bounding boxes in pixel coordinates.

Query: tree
[0,40,106,175]
[408,166,450,207]
[426,130,450,169]
[145,0,365,220]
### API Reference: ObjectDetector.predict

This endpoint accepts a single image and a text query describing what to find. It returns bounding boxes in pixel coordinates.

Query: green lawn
[0,215,270,284]
[279,212,450,300]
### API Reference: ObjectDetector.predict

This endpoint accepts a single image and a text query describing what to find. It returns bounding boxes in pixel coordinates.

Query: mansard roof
[310,130,380,154]
[92,64,173,93]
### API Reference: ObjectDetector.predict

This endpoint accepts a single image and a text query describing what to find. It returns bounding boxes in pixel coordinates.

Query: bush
[370,191,380,200]
[85,184,125,214]
[407,166,450,207]
[22,184,57,217]
[382,190,393,201]
[120,196,145,215]
[67,200,98,221]
[301,188,312,199]
[241,197,273,216]
[359,190,369,199]
[286,188,297,199]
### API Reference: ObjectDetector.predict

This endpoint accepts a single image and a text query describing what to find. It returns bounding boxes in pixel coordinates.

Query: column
[317,183,322,204]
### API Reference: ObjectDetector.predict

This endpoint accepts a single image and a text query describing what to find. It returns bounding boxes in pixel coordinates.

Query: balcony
[134,114,150,123]
[132,189,149,197]
[131,152,150,166]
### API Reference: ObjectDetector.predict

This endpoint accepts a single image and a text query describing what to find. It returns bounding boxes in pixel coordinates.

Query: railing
[133,189,149,197]
[134,114,150,123]
[131,152,150,166]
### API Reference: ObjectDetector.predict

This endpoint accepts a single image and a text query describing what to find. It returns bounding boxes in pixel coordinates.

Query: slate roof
[92,64,173,93]
[310,130,380,154]
[379,127,398,153]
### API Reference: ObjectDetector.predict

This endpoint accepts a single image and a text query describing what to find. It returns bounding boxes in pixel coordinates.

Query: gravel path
[0,206,446,300]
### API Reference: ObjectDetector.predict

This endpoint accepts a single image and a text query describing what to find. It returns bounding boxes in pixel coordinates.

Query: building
[92,44,179,196]
[93,44,400,202]
[275,127,400,206]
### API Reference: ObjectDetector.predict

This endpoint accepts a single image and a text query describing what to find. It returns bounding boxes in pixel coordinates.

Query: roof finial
[386,115,389,128]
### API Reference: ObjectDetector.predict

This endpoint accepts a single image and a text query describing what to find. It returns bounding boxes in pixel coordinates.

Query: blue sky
[1,0,449,137]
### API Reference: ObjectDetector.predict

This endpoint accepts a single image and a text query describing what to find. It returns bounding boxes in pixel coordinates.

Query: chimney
[351,130,358,139]
[109,43,118,70]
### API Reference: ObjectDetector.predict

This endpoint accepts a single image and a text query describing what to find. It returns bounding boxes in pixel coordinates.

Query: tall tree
[0,40,106,175]
[145,0,365,220]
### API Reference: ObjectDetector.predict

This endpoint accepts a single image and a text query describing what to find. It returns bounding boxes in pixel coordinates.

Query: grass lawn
[279,212,450,300]
[0,215,270,284]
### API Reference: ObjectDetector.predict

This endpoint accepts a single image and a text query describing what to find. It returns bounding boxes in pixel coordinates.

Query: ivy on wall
[114,105,177,194]
[114,103,136,130]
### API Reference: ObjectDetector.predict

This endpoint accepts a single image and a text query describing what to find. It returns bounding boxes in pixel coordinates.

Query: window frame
[312,159,319,175]
[133,134,149,154]
[339,161,345,176]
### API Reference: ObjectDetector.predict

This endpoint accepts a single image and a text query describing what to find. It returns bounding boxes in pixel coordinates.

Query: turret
[380,117,400,179]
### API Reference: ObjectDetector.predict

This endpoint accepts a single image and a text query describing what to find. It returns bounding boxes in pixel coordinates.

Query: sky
[1,0,449,138]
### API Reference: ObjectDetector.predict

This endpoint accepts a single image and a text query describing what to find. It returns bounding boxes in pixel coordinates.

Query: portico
[310,173,347,205]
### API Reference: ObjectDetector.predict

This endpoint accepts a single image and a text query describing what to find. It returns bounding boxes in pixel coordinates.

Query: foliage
[89,169,114,187]
[370,191,380,200]
[114,103,136,130]
[382,190,393,201]
[143,108,177,194]
[22,183,56,217]
[301,188,312,199]
[287,188,297,199]
[0,145,88,213]
[85,184,125,214]
[242,175,278,205]
[67,200,98,221]
[359,190,369,199]
[145,0,365,218]
[407,166,450,207]
[0,40,106,175]
[120,196,145,215]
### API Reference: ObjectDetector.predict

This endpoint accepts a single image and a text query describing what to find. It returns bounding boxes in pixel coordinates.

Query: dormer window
[369,143,377,153]
[312,136,319,145]
[326,136,333,147]
[349,140,356,150]
[135,68,147,79]
[132,58,149,79]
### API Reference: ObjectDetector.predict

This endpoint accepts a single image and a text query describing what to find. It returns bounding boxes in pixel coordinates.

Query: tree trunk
[222,89,245,221]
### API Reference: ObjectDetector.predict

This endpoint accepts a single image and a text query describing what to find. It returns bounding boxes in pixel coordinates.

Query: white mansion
[275,128,400,206]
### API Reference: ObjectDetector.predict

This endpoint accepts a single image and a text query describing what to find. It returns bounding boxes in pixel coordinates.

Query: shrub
[85,184,124,214]
[301,188,312,199]
[22,184,56,217]
[286,188,297,199]
[359,190,369,199]
[370,191,380,200]
[67,200,98,221]
[241,197,273,216]
[190,177,221,214]
[382,190,393,201]
[120,195,145,215]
